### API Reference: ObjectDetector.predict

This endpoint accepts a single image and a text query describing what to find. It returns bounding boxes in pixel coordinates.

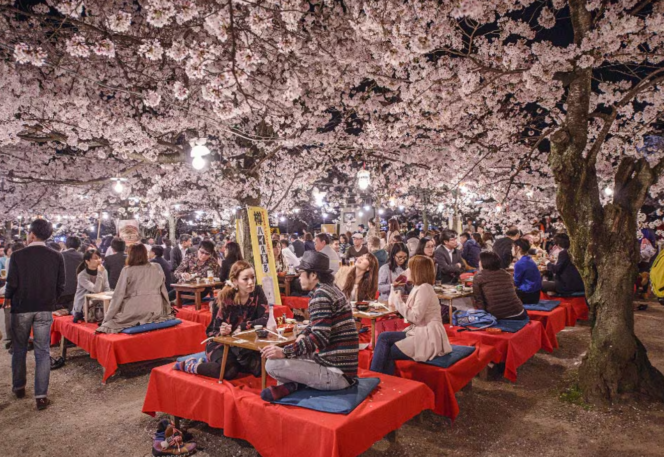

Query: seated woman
[513,239,542,305]
[472,251,527,320]
[377,243,409,301]
[219,241,243,282]
[97,244,172,333]
[272,240,288,274]
[175,261,266,379]
[72,249,110,323]
[370,256,452,375]
[335,253,379,303]
[542,233,585,296]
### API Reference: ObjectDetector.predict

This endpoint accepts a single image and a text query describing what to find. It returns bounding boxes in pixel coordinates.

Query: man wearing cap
[260,251,359,401]
[345,233,369,262]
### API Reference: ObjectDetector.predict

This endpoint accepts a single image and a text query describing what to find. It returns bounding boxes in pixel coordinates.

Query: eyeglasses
[395,255,408,260]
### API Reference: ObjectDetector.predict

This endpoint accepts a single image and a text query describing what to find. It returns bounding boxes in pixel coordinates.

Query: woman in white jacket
[370,255,452,375]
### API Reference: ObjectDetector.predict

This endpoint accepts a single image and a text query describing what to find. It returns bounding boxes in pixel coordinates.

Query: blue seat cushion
[271,377,380,415]
[492,317,530,333]
[176,351,206,362]
[423,345,476,368]
[523,300,561,312]
[120,319,182,334]
[552,292,585,298]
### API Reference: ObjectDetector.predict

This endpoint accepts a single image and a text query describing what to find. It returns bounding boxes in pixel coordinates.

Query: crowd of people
[1,214,656,412]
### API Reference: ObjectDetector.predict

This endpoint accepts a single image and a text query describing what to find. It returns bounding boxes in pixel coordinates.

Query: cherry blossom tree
[2,0,664,403]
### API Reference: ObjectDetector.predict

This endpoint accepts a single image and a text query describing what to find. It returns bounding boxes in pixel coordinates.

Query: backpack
[452,309,498,329]
[650,250,664,298]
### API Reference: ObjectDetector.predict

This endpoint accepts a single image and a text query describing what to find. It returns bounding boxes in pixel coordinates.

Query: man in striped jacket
[261,251,359,401]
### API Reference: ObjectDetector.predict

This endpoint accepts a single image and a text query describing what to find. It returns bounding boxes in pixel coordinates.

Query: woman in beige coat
[370,255,452,374]
[97,244,172,334]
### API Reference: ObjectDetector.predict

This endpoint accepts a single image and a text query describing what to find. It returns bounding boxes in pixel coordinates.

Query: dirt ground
[2,303,664,457]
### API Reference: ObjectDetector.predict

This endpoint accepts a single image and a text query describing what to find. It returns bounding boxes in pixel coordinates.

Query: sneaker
[36,398,51,410]
[51,356,66,370]
[14,388,25,399]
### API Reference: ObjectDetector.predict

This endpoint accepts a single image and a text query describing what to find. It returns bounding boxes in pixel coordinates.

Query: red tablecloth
[49,314,71,346]
[445,321,553,382]
[142,365,434,457]
[539,292,588,324]
[175,304,294,329]
[527,306,567,349]
[358,316,410,349]
[51,317,207,383]
[358,344,495,420]
[281,296,310,309]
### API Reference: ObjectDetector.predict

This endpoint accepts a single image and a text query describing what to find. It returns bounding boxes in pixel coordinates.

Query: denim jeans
[265,357,351,391]
[11,311,53,398]
[369,331,412,375]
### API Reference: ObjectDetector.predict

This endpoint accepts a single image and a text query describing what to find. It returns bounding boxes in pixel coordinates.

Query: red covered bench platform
[51,316,207,383]
[143,364,434,457]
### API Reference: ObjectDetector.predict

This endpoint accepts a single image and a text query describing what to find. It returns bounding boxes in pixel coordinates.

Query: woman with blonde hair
[370,255,452,374]
[335,253,379,303]
[174,261,268,379]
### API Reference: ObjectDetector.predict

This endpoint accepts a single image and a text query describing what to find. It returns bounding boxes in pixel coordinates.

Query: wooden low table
[212,330,297,389]
[353,306,398,347]
[84,291,114,323]
[171,281,224,310]
[436,288,473,327]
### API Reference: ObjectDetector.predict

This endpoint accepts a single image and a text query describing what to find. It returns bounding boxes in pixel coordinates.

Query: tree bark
[548,0,664,403]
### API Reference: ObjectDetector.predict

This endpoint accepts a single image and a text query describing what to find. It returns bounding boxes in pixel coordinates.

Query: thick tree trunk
[580,249,664,402]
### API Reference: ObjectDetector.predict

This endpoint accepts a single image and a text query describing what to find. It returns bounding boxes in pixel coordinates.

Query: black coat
[433,246,463,284]
[103,252,127,289]
[304,240,316,252]
[492,237,514,269]
[291,240,305,258]
[171,246,186,272]
[5,244,65,313]
[547,249,585,295]
[61,248,83,297]
[164,246,172,262]
[151,257,175,292]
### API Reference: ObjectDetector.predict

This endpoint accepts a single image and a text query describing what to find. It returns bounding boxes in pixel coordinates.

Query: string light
[604,187,614,196]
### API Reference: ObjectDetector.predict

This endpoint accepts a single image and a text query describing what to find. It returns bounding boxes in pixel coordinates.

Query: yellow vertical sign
[246,206,281,305]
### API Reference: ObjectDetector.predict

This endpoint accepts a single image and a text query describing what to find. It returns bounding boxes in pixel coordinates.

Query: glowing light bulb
[192,155,206,170]
[378,209,384,215]
[358,211,364,217]
[113,181,124,193]
[102,213,109,220]
[279,217,286,222]
[363,205,371,211]
[604,187,613,196]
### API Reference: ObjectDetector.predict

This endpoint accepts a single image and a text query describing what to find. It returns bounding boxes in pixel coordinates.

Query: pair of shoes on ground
[51,356,65,370]
[152,420,197,456]
[14,388,51,410]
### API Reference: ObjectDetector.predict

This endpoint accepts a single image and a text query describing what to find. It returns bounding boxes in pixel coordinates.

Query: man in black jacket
[58,236,83,311]
[493,228,521,269]
[150,245,176,301]
[171,234,192,271]
[290,234,305,258]
[5,219,65,410]
[433,230,464,284]
[103,238,127,289]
